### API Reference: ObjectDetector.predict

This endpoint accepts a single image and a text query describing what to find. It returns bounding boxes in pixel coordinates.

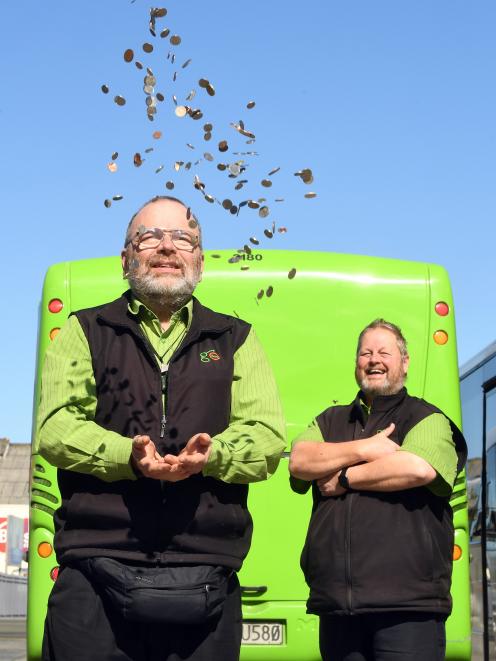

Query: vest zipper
[344,492,354,614]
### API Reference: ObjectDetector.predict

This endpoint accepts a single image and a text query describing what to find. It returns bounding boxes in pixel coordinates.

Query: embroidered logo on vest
[200,349,221,363]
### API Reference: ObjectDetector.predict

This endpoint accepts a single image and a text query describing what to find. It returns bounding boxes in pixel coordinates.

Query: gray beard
[128,272,197,312]
[358,376,405,399]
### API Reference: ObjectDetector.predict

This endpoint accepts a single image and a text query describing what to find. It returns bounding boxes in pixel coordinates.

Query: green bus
[28,250,470,660]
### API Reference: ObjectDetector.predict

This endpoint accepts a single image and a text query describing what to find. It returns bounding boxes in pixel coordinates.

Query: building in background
[0,438,29,575]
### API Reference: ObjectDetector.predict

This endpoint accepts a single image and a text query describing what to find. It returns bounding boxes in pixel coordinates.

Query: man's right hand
[131,435,193,481]
[359,423,398,463]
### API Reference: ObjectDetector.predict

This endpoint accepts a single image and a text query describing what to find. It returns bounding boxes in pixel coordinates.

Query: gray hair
[356,319,409,359]
[124,195,202,249]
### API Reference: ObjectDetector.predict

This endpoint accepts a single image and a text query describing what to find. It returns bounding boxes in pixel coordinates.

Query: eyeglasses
[126,228,200,252]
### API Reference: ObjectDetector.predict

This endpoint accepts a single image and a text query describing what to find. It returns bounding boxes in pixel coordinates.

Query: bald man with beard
[38,196,285,661]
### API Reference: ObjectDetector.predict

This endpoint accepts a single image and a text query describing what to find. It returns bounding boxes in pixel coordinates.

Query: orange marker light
[50,566,60,581]
[38,542,53,558]
[453,544,462,561]
[435,301,449,317]
[433,330,448,345]
[49,328,61,341]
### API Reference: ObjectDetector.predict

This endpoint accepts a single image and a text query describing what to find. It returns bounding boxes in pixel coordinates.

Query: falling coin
[152,131,162,139]
[101,84,109,94]
[186,89,196,101]
[135,61,144,70]
[152,7,167,18]
[188,219,198,228]
[160,28,170,38]
[111,152,118,160]
[199,78,208,88]
[229,255,241,264]
[259,206,269,218]
[113,195,123,201]
[211,254,221,259]
[278,226,287,233]
[175,105,187,117]
[114,95,126,106]
[250,237,259,245]
[257,289,264,300]
[288,268,296,279]
[182,58,192,68]
[206,83,215,96]
[205,194,215,203]
[204,152,214,162]
[266,286,274,298]
[204,132,212,141]
[156,92,165,102]
[133,153,143,167]
[246,100,256,109]
[107,162,118,173]
[305,192,317,198]
[170,35,181,45]
[294,168,314,184]
[155,165,164,174]
[204,123,212,131]
[124,48,134,62]
[143,42,154,53]
[104,199,112,207]
[166,181,175,190]
[264,229,273,239]
[222,199,233,210]
[261,179,272,188]
[248,200,259,209]
[218,140,228,152]
[268,166,280,176]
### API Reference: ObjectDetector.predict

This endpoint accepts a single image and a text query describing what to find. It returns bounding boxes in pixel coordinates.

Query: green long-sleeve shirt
[37,296,286,483]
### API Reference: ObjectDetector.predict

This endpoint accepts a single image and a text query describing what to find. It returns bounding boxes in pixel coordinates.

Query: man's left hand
[177,433,212,474]
[317,471,346,497]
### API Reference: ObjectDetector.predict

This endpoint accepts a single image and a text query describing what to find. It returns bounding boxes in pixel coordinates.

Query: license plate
[242,621,285,645]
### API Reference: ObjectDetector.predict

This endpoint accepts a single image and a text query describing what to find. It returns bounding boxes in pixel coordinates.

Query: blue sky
[1,1,495,443]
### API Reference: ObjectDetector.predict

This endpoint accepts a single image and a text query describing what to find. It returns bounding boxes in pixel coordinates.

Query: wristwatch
[338,467,353,491]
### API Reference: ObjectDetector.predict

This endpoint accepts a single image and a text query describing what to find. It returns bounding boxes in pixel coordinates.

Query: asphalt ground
[0,620,27,661]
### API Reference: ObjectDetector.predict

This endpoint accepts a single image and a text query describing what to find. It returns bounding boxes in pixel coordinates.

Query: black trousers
[319,612,447,661]
[42,564,242,661]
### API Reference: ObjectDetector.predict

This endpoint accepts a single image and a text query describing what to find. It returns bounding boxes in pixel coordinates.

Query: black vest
[301,388,467,616]
[54,293,253,570]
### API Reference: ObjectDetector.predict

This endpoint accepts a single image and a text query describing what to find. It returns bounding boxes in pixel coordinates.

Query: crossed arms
[289,422,437,497]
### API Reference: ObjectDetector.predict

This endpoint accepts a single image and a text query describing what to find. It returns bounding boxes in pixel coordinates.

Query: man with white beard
[289,319,467,661]
[38,196,285,661]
